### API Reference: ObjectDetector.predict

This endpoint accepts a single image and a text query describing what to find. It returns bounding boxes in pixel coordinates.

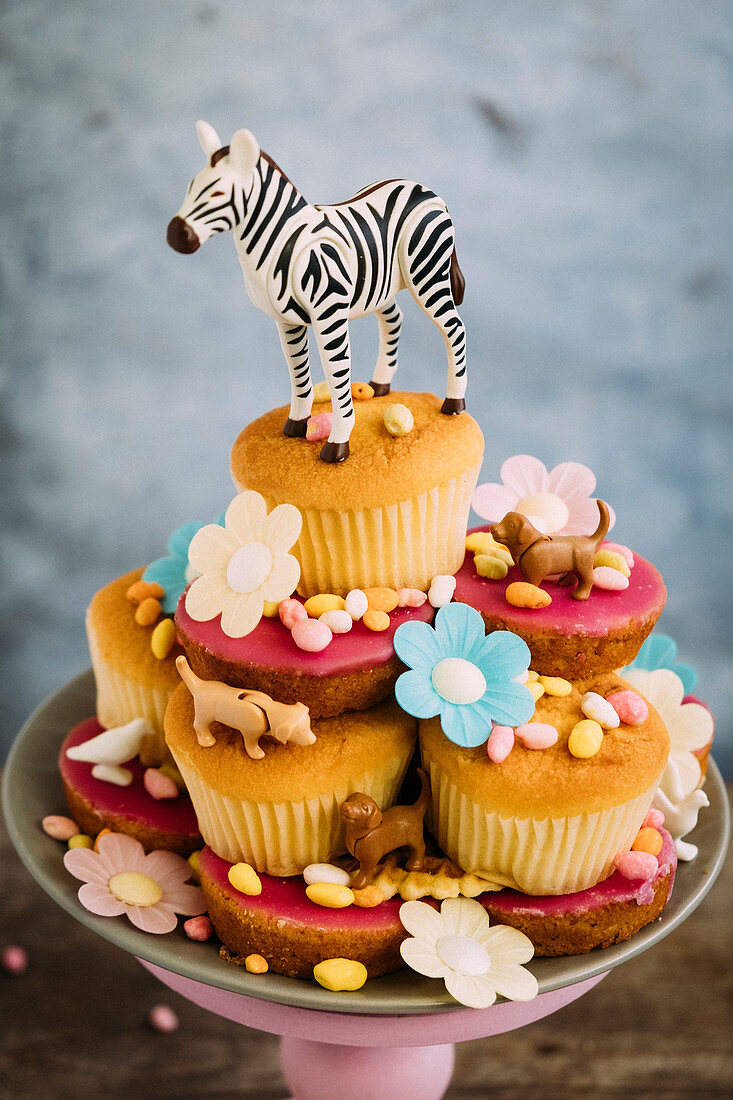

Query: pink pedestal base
[139,960,607,1099]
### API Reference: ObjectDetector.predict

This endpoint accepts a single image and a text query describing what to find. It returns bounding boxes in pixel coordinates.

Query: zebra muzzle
[166,216,200,254]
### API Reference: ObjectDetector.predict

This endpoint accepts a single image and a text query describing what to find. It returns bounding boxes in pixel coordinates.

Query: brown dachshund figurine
[340,769,431,890]
[490,499,610,600]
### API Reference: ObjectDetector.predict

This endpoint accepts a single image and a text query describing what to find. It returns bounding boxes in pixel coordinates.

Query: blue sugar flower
[624,633,698,696]
[143,514,225,614]
[393,602,534,748]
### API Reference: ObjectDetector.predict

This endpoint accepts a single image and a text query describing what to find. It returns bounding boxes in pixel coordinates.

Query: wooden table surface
[2,786,731,1099]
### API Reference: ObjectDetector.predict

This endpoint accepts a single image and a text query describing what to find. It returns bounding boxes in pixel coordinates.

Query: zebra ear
[229,128,260,177]
[196,120,222,159]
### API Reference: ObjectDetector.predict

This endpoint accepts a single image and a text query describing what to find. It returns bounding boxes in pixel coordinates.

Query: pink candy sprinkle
[1,946,28,976]
[606,690,649,726]
[148,1004,179,1033]
[642,807,665,829]
[396,588,428,608]
[42,814,79,841]
[279,598,308,631]
[487,725,514,763]
[291,617,333,652]
[183,914,213,942]
[614,850,658,881]
[602,541,635,569]
[306,412,333,441]
[514,722,559,750]
[143,768,179,801]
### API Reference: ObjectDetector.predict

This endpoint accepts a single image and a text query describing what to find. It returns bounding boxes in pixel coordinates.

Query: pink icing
[486,829,677,914]
[59,720,201,838]
[454,528,666,637]
[176,593,434,678]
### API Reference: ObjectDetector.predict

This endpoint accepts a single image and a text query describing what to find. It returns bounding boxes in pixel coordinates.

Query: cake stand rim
[2,668,729,1017]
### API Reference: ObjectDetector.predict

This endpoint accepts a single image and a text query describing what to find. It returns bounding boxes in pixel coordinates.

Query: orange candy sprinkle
[93,828,112,851]
[632,827,664,857]
[244,953,269,974]
[126,579,165,604]
[363,587,399,614]
[135,597,162,626]
[351,885,385,908]
[363,609,390,632]
[351,382,375,400]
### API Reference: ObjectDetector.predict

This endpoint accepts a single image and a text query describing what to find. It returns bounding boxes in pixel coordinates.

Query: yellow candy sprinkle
[228,862,262,896]
[109,871,163,907]
[568,719,604,758]
[538,675,573,697]
[593,549,631,577]
[262,601,281,618]
[304,593,346,618]
[505,581,552,609]
[151,617,176,660]
[474,554,509,580]
[93,827,112,852]
[526,670,540,682]
[312,380,331,403]
[67,834,93,850]
[245,953,269,974]
[527,680,545,702]
[313,958,368,992]
[187,850,202,883]
[305,882,355,909]
[383,403,414,436]
[465,531,500,555]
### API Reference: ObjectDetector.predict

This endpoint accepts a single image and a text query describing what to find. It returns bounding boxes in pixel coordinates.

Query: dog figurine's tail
[413,767,431,820]
[176,654,200,693]
[591,500,611,547]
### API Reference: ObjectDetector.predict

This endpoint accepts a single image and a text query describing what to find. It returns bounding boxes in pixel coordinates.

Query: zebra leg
[370,299,403,396]
[311,309,353,463]
[402,215,467,414]
[276,322,312,437]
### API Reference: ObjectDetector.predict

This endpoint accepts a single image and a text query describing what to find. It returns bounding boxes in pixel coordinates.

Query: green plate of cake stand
[3,670,729,1100]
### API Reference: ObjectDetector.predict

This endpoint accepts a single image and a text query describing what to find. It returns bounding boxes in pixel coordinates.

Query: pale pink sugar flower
[472,455,615,536]
[63,832,206,934]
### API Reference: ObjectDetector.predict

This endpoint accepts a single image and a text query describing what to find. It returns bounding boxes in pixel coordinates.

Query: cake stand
[3,671,730,1100]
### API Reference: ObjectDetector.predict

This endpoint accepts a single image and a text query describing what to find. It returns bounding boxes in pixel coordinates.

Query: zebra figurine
[167,121,467,463]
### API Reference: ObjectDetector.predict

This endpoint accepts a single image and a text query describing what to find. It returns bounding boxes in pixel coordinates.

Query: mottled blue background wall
[2,1,732,773]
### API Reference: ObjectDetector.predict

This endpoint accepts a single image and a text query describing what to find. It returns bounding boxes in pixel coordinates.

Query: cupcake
[230,391,484,596]
[419,671,670,895]
[164,682,417,875]
[86,568,182,765]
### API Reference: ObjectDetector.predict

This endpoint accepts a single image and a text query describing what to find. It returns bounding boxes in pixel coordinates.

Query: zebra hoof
[320,440,350,463]
[283,417,309,438]
[369,382,391,397]
[441,397,466,415]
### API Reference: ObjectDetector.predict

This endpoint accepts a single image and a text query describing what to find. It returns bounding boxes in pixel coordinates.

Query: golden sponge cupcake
[230,391,484,596]
[419,671,670,895]
[86,568,182,765]
[164,678,417,875]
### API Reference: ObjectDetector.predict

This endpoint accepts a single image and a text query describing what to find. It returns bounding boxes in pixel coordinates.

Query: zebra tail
[450,247,465,306]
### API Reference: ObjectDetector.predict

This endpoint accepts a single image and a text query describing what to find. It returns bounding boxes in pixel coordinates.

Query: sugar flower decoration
[393,603,534,747]
[399,897,538,1008]
[620,668,713,799]
[473,455,615,535]
[185,491,302,638]
[144,515,225,614]
[63,832,206,934]
[624,633,698,696]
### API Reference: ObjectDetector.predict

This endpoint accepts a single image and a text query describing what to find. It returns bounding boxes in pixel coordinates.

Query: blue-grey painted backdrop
[2,1,732,773]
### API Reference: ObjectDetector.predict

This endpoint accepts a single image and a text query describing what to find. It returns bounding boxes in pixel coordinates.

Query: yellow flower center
[437,933,490,976]
[515,492,569,534]
[226,542,273,593]
[431,657,486,705]
[108,871,164,907]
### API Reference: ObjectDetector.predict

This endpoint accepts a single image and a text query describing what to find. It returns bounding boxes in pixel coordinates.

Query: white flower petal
[185,572,232,622]
[259,553,300,603]
[225,491,267,544]
[263,503,302,556]
[400,938,448,979]
[477,923,535,965]
[488,961,539,1002]
[444,970,497,1009]
[669,703,714,753]
[187,524,237,574]
[219,591,263,638]
[399,900,443,946]
[439,897,489,940]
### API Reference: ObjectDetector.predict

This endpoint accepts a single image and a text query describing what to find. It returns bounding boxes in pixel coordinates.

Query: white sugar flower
[399,896,538,1009]
[621,668,713,799]
[185,490,302,638]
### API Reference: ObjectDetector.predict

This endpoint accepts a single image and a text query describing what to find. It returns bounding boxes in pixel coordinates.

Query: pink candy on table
[148,1004,180,1034]
[291,617,333,652]
[487,725,514,763]
[306,412,333,441]
[396,588,428,608]
[514,722,559,750]
[592,566,629,591]
[606,690,649,726]
[183,914,213,941]
[1,946,28,976]
[143,768,179,801]
[42,814,79,841]
[642,807,665,829]
[613,850,658,881]
[279,598,308,631]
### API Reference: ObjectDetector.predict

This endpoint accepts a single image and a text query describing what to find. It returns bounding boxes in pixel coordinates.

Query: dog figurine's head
[490,511,542,556]
[340,793,383,833]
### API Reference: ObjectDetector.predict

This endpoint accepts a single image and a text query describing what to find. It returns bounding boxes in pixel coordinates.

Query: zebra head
[167,121,261,254]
